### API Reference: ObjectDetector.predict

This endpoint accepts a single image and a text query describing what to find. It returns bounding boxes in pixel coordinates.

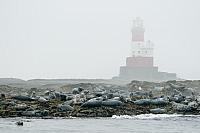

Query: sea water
[0,114,200,133]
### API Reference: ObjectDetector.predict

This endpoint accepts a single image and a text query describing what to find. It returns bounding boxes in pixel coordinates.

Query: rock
[57,104,73,112]
[1,80,200,118]
[14,103,28,111]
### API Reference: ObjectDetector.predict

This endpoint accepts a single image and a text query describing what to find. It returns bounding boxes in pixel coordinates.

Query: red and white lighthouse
[127,17,154,68]
[115,17,176,81]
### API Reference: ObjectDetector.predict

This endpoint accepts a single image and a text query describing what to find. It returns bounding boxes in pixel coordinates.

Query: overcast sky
[0,0,200,80]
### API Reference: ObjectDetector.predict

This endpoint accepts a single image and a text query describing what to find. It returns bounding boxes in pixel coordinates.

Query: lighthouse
[114,17,176,82]
[128,17,154,68]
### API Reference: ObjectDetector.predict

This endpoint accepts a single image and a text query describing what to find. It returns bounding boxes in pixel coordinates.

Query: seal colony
[0,80,200,118]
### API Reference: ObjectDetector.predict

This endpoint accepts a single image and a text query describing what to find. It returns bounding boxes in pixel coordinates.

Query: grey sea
[0,114,200,133]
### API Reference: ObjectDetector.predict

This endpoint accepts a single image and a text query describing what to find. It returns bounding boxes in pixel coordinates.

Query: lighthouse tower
[126,17,154,68]
[115,17,177,82]
[131,17,153,58]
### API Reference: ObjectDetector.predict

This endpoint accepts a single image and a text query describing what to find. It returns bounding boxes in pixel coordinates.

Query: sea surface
[0,114,200,133]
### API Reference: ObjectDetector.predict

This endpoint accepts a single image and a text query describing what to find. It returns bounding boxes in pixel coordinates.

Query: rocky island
[0,79,200,118]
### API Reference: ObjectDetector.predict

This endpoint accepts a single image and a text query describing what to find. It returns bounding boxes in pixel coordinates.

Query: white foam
[112,114,184,120]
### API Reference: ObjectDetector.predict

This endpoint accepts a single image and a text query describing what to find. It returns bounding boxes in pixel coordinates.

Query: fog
[0,0,199,80]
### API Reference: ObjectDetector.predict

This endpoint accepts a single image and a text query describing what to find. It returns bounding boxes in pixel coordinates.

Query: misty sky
[0,0,200,80]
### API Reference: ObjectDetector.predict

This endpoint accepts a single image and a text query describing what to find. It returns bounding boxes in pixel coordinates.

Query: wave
[112,114,200,120]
